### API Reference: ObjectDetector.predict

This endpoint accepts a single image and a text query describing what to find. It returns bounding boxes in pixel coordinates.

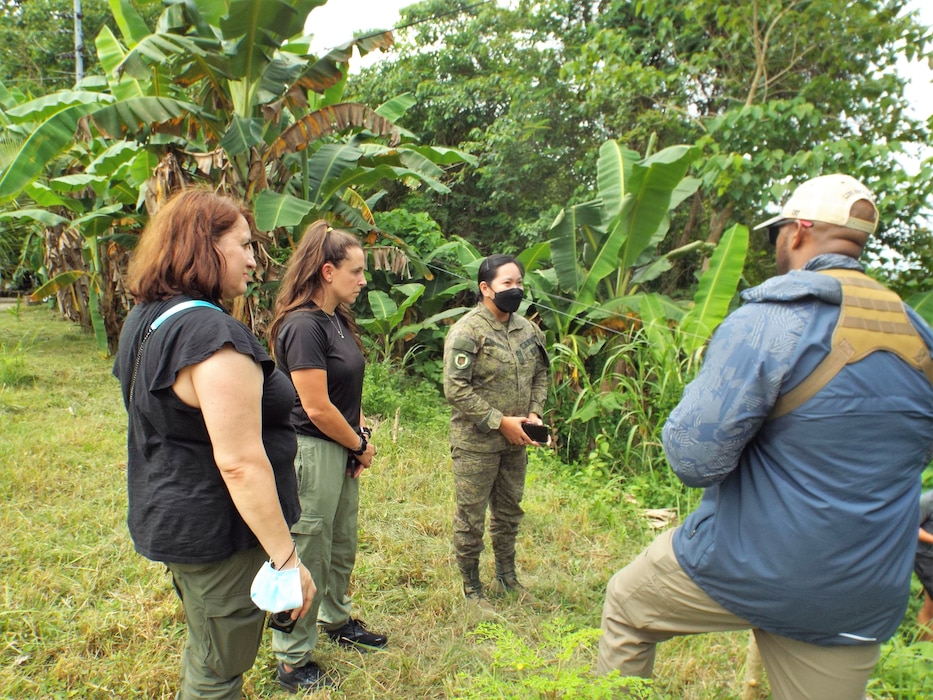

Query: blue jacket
[666,254,933,646]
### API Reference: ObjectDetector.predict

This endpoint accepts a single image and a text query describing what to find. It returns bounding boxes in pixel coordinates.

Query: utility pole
[73,0,85,84]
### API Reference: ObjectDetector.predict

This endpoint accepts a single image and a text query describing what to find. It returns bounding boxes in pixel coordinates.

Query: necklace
[322,309,344,339]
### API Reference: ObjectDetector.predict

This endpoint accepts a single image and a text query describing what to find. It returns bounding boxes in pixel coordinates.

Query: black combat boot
[492,556,534,602]
[460,562,495,613]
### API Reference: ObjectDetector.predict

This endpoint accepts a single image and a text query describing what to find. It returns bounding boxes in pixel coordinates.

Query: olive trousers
[167,545,267,700]
[273,435,359,667]
[452,445,527,576]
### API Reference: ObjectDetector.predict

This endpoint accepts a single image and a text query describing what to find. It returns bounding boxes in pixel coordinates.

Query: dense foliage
[2,0,933,479]
[352,0,933,291]
[0,0,156,94]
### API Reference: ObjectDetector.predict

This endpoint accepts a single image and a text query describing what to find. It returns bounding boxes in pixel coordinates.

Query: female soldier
[113,189,315,700]
[443,254,549,609]
[267,220,388,694]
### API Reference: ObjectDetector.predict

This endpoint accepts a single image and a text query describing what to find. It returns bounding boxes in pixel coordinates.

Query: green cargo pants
[167,545,267,700]
[273,435,359,667]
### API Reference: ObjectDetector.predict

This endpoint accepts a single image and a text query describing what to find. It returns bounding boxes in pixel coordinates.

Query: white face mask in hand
[250,561,302,613]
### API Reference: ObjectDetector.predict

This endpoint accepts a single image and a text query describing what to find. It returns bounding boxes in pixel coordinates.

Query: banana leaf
[518,241,551,274]
[375,93,416,123]
[0,101,102,201]
[29,270,86,302]
[220,116,265,157]
[596,140,639,222]
[679,223,749,353]
[907,290,933,328]
[547,200,602,295]
[617,145,697,273]
[253,190,315,231]
[0,209,70,227]
[107,0,152,45]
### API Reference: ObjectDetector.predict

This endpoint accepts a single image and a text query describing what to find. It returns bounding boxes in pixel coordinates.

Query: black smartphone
[521,423,549,443]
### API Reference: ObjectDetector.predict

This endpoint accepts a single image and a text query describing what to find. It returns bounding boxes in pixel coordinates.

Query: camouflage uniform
[443,304,548,595]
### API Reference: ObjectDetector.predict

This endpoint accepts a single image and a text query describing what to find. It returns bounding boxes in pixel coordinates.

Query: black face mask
[491,287,524,314]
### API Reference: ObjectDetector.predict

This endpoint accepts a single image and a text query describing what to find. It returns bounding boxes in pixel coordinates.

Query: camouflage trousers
[451,445,527,574]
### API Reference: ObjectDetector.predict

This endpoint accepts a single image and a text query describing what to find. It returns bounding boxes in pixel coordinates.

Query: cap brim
[753,213,785,231]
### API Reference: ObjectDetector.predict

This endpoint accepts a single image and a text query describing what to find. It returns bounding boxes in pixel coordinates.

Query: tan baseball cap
[754,174,879,235]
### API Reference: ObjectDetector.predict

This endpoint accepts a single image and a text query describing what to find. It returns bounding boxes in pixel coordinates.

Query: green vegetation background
[1,304,931,698]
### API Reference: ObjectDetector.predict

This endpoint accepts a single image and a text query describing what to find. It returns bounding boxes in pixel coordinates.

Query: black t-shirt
[274,309,365,439]
[113,296,299,564]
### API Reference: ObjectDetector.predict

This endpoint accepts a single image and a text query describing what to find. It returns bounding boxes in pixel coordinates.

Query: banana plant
[356,283,427,362]
[0,0,474,351]
[540,139,750,460]
[3,202,129,355]
[678,223,748,354]
[536,139,705,344]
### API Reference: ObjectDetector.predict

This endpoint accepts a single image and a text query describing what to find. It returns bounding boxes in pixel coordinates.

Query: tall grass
[549,328,701,513]
[0,305,929,698]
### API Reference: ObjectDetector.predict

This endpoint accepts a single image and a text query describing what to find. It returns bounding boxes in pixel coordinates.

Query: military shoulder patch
[454,352,471,369]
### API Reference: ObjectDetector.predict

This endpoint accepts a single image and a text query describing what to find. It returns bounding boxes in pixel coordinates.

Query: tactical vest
[768,269,933,419]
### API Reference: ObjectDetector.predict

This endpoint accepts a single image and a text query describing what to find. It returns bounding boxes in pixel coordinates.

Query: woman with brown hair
[112,189,315,700]
[267,220,387,694]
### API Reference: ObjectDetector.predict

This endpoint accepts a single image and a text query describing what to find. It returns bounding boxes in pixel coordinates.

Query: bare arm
[175,346,315,617]
[920,528,933,545]
[290,368,374,469]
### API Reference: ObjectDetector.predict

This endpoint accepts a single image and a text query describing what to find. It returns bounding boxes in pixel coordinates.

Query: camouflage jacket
[443,304,549,452]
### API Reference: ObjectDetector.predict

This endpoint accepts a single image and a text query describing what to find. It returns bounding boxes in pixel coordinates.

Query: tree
[570,0,933,289]
[353,0,933,293]
[0,0,161,94]
[350,0,599,251]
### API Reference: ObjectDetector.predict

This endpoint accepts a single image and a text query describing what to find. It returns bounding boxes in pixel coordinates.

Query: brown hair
[126,189,254,304]
[268,220,364,352]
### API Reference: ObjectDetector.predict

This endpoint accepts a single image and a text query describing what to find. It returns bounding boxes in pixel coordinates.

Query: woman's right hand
[354,440,375,469]
[293,562,317,620]
[499,415,532,445]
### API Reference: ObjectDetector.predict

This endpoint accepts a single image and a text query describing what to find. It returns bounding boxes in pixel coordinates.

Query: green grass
[0,304,929,699]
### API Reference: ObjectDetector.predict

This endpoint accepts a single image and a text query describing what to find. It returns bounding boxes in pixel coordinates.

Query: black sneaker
[276,661,335,693]
[325,618,388,650]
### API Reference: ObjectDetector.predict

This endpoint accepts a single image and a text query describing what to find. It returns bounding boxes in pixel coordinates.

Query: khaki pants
[168,546,267,700]
[273,435,359,667]
[597,529,880,700]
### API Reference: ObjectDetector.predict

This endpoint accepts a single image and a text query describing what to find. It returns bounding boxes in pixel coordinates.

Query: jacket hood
[740,254,864,306]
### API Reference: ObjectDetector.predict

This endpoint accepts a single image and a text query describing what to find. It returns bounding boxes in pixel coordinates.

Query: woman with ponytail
[267,220,387,694]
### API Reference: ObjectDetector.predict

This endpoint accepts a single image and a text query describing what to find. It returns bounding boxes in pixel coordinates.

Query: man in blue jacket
[597,174,933,700]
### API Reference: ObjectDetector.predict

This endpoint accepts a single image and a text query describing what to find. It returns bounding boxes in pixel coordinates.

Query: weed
[4,295,23,320]
[868,636,933,699]
[363,357,449,429]
[0,332,36,389]
[450,618,650,699]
